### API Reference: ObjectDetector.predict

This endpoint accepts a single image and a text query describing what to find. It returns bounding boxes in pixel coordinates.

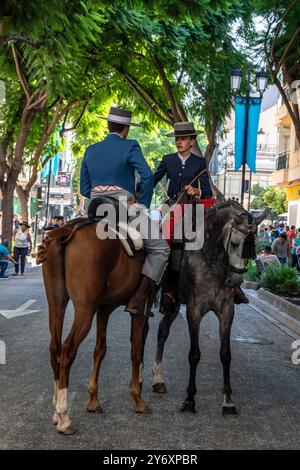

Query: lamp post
[218,145,234,198]
[231,68,268,206]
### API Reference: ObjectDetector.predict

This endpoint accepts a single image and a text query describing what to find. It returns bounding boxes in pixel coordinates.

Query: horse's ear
[254,208,271,226]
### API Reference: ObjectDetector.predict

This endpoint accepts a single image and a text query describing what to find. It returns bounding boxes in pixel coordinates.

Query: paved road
[0,266,299,450]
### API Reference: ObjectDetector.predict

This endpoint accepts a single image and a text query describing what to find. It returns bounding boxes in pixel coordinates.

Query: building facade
[271,87,300,226]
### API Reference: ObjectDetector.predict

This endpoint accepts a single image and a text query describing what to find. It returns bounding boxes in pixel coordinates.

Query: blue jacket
[154,152,212,200]
[80,134,154,208]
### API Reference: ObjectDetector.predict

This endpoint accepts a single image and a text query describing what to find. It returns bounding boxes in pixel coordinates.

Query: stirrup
[125,297,154,317]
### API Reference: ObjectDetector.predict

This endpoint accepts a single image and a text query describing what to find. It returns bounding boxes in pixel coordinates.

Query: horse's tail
[36,224,76,264]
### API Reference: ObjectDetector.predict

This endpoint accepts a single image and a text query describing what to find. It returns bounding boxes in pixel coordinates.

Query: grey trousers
[90,189,170,283]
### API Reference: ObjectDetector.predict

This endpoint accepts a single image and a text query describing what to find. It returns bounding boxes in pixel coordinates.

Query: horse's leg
[130,314,150,414]
[49,297,69,425]
[42,260,69,426]
[219,304,237,416]
[86,307,111,413]
[55,306,95,434]
[139,317,149,390]
[181,307,201,413]
[152,303,180,393]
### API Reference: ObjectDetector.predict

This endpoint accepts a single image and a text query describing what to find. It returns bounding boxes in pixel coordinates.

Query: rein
[160,168,207,226]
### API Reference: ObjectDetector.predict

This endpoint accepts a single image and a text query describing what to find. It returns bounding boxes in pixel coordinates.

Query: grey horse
[152,200,268,415]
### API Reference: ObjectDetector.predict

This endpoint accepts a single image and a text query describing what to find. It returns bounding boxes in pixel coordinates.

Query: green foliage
[244,260,260,282]
[261,264,300,297]
[251,184,287,219]
[263,187,288,216]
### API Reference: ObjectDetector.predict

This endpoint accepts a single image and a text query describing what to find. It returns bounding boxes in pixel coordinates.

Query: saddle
[37,196,143,264]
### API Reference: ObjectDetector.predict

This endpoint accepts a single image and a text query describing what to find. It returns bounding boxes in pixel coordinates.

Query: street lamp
[218,146,234,198]
[230,69,243,94]
[231,68,268,206]
[256,70,268,96]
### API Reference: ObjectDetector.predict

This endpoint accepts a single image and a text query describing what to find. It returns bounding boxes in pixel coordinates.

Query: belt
[93,185,123,191]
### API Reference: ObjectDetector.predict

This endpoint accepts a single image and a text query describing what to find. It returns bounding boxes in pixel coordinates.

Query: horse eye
[230,241,239,248]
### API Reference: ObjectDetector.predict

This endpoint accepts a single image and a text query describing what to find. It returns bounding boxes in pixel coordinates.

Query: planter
[241,281,260,290]
[258,288,300,321]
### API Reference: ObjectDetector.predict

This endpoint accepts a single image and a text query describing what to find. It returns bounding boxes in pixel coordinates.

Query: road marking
[0,299,40,319]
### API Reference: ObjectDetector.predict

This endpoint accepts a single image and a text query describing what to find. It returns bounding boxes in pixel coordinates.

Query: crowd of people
[257,221,300,271]
[0,213,66,279]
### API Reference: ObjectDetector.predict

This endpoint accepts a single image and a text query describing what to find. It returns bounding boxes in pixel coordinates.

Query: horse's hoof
[152,382,167,394]
[136,405,152,415]
[87,404,103,413]
[58,424,76,435]
[180,401,196,413]
[222,405,238,416]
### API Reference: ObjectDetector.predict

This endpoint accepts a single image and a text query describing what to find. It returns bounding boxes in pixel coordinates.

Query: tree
[244,0,300,145]
[262,187,287,218]
[250,184,268,210]
[251,184,287,219]
[0,1,107,241]
[86,1,245,197]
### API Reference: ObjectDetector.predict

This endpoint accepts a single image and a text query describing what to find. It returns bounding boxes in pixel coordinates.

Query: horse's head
[222,204,270,286]
[204,201,269,287]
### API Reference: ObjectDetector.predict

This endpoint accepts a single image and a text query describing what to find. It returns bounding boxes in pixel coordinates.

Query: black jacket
[153,152,212,200]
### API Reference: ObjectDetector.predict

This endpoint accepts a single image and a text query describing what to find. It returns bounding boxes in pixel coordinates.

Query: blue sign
[234,97,261,173]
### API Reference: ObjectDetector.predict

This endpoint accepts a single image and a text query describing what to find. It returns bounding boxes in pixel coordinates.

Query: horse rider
[80,106,170,316]
[152,121,249,312]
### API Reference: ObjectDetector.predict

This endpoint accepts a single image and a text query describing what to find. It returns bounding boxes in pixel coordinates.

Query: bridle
[225,222,256,275]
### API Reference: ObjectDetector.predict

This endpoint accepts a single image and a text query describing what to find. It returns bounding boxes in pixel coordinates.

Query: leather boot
[125,275,156,316]
[234,286,249,304]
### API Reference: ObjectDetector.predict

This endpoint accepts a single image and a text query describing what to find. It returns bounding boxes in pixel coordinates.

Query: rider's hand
[128,199,137,206]
[184,185,200,197]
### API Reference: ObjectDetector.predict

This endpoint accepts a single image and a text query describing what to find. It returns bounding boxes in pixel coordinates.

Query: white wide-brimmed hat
[100,106,141,127]
[165,121,203,137]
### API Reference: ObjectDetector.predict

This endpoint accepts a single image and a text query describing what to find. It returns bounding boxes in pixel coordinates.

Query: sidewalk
[245,288,300,338]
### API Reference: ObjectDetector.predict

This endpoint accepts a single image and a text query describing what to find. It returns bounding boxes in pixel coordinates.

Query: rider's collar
[177,152,191,161]
[109,133,124,139]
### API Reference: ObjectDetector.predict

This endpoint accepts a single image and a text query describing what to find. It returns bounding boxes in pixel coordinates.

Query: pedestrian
[287,225,296,264]
[13,214,19,231]
[291,231,300,271]
[271,232,289,264]
[0,240,18,278]
[13,221,32,276]
[271,222,280,242]
[55,215,65,227]
[259,245,281,269]
[278,222,286,235]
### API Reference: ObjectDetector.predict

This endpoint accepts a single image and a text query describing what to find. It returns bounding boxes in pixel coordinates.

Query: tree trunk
[0,182,15,246]
[16,185,29,222]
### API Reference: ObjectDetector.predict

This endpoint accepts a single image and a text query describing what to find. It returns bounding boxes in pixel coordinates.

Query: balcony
[272,151,289,187]
[276,151,289,170]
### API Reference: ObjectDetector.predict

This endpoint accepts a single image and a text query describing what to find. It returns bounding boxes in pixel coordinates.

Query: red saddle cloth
[162,197,216,246]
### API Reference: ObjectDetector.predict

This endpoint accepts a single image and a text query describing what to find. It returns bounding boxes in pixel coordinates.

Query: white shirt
[259,253,281,268]
[177,152,191,167]
[14,229,29,249]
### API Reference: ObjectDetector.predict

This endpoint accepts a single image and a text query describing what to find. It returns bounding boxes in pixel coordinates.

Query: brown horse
[40,223,150,435]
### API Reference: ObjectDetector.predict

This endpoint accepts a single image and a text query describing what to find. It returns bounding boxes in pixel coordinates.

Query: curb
[245,288,300,337]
